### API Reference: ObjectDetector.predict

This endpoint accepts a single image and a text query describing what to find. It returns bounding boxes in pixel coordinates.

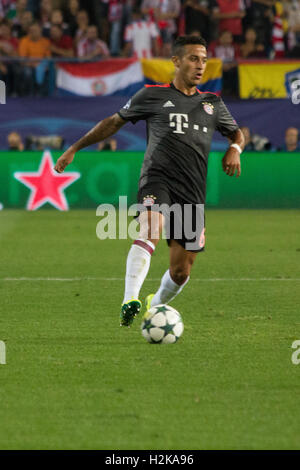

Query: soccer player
[54,35,244,327]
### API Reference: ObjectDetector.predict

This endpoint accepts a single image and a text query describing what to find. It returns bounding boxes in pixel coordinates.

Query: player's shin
[150,269,189,307]
[122,239,155,304]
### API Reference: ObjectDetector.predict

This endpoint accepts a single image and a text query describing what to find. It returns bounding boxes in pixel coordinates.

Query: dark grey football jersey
[118,83,239,203]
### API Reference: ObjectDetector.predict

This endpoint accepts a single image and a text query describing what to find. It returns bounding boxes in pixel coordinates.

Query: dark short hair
[172,35,207,57]
[0,19,11,28]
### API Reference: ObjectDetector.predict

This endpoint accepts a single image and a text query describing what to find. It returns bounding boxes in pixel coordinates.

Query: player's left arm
[222,128,245,177]
[216,99,245,177]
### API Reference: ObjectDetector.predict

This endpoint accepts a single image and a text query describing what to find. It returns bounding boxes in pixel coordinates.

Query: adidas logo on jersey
[163,100,175,108]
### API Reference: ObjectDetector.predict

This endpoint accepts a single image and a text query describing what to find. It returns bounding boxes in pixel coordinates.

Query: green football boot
[120,299,142,327]
[145,294,154,312]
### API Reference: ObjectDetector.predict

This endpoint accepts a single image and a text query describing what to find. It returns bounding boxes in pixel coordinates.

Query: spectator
[0,60,16,95]
[246,0,275,52]
[39,0,53,28]
[107,0,123,56]
[7,131,24,151]
[141,0,181,57]
[241,0,253,31]
[19,22,51,63]
[240,126,273,151]
[280,127,300,151]
[212,0,246,43]
[64,0,80,37]
[12,10,33,38]
[43,8,70,38]
[77,24,110,60]
[271,1,286,58]
[184,0,211,42]
[88,0,110,43]
[208,30,239,96]
[240,27,266,57]
[52,1,67,8]
[284,0,300,57]
[123,0,133,34]
[18,22,51,95]
[50,24,74,57]
[11,0,28,25]
[26,0,39,17]
[97,138,117,151]
[74,9,89,47]
[123,7,159,58]
[0,0,16,20]
[25,134,64,150]
[0,20,19,95]
[0,19,19,54]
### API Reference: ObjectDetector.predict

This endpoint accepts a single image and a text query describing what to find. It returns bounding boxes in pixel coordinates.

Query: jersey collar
[170,82,199,97]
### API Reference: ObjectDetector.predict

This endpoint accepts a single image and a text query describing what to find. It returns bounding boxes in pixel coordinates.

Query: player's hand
[222,148,241,177]
[54,149,75,173]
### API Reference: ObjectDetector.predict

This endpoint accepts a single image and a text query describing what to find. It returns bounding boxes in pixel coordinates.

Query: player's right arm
[54,113,126,173]
[55,86,152,173]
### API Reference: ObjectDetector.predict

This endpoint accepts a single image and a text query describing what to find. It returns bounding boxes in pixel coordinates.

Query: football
[141,304,184,344]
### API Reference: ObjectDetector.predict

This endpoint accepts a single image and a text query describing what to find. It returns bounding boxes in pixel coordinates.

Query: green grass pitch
[0,209,300,450]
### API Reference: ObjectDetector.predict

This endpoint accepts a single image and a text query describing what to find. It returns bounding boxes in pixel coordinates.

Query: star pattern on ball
[162,322,175,335]
[14,150,80,211]
[143,318,153,332]
[155,306,169,313]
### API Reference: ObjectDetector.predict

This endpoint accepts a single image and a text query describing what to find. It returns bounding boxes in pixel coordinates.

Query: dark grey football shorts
[137,182,205,253]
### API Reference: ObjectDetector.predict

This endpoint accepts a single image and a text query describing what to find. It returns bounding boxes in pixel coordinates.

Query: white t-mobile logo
[169,113,189,134]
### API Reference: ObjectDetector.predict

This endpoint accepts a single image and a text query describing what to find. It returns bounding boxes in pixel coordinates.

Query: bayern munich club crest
[143,195,157,206]
[203,102,214,115]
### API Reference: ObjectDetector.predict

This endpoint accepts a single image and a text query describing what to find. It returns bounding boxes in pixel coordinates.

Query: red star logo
[14,151,80,211]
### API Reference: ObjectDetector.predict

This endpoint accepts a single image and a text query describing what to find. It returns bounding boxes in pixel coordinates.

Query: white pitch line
[1,277,300,282]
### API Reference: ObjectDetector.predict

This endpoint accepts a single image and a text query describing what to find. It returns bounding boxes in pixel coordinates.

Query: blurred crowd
[240,126,300,151]
[7,126,300,152]
[0,0,299,96]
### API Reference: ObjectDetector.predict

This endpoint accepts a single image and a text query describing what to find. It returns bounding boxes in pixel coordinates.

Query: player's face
[285,128,299,145]
[174,45,207,87]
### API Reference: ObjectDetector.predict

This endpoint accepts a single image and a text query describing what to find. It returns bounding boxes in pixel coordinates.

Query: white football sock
[122,239,155,304]
[151,269,189,307]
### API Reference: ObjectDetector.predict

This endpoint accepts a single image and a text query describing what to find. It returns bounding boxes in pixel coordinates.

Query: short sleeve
[118,87,153,124]
[215,99,239,137]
